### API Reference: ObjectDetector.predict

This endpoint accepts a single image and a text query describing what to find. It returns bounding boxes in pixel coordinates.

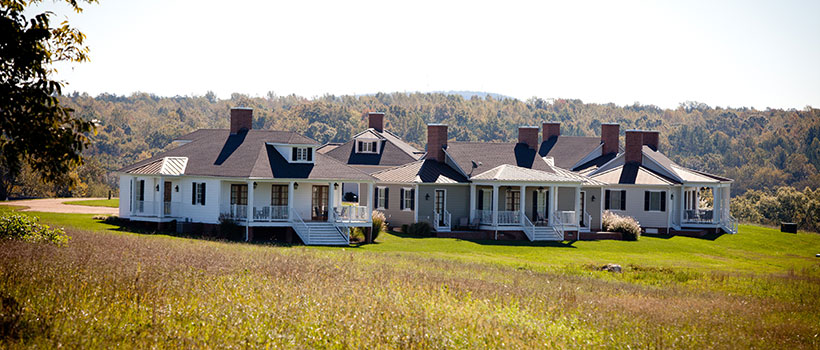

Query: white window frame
[481,188,493,210]
[196,183,205,205]
[376,186,386,209]
[357,140,379,154]
[402,187,413,211]
[646,190,664,212]
[608,189,624,211]
[505,189,520,211]
[294,147,310,161]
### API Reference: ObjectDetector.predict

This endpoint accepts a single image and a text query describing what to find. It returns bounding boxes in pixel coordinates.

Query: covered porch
[218,180,375,227]
[679,183,736,233]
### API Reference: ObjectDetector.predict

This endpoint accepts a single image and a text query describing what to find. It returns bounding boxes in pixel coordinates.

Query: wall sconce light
[425,194,430,200]
[294,182,299,190]
[155,184,159,191]
[670,194,674,199]
[253,182,257,189]
[175,185,179,192]
[591,195,595,202]
[333,183,339,190]
[538,186,544,191]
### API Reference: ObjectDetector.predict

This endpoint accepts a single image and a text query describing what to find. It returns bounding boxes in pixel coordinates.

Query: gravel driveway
[4,198,118,215]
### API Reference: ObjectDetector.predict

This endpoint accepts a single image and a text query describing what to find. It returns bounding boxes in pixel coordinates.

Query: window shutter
[620,191,626,211]
[200,183,206,205]
[399,189,405,210]
[374,188,379,209]
[384,188,389,209]
[307,148,312,161]
[644,191,650,211]
[478,190,484,210]
[661,191,666,212]
[604,190,610,210]
[410,189,415,210]
[358,141,363,152]
[192,182,197,204]
[139,180,145,201]
[532,192,537,219]
[292,147,297,161]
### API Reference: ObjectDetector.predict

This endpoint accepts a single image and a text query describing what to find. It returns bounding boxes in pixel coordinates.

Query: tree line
[4,91,819,230]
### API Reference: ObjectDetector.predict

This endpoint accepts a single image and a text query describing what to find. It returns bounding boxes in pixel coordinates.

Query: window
[644,191,666,212]
[357,140,378,153]
[138,180,145,201]
[505,190,520,211]
[605,190,626,211]
[376,186,387,209]
[231,184,248,205]
[478,188,493,210]
[292,147,313,162]
[271,185,288,206]
[191,182,206,205]
[400,188,415,211]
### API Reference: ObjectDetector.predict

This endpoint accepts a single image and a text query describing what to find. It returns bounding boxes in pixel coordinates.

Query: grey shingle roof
[590,164,680,185]
[371,160,468,184]
[120,129,374,181]
[538,136,603,169]
[324,128,421,167]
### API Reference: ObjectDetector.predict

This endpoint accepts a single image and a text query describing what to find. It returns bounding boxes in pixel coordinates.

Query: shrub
[0,214,69,245]
[218,213,244,241]
[371,210,387,241]
[602,210,641,241]
[405,222,433,237]
[349,227,365,242]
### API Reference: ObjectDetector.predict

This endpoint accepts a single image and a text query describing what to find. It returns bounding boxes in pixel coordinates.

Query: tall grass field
[1,206,818,348]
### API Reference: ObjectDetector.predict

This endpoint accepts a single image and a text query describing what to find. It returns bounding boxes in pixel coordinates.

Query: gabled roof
[371,160,469,184]
[127,157,188,176]
[589,163,679,185]
[641,146,732,183]
[538,136,603,169]
[120,129,374,181]
[324,128,422,167]
[316,143,343,154]
[446,142,558,176]
[470,164,581,183]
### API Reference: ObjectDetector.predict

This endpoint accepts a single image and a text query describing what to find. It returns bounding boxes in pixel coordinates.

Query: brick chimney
[542,122,560,141]
[625,130,644,164]
[230,107,253,134]
[426,124,448,163]
[368,112,385,132]
[601,123,619,155]
[642,130,659,151]
[518,126,539,150]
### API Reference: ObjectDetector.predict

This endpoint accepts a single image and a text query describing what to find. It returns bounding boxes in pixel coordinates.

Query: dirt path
[5,198,118,215]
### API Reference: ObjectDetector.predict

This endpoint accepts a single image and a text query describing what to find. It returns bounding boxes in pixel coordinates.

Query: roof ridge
[369,159,425,175]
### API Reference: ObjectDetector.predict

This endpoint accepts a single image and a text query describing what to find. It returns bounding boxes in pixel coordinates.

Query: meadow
[65,198,119,208]
[1,206,819,348]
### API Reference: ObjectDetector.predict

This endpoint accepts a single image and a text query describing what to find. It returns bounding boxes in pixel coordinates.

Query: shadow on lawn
[389,231,577,248]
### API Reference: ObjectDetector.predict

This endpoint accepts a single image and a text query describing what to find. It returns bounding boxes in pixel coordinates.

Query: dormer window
[357,140,378,154]
[292,147,313,162]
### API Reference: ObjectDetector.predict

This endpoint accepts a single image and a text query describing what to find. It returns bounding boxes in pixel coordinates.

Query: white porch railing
[434,210,451,229]
[334,205,369,223]
[580,211,592,231]
[521,213,535,241]
[474,209,493,224]
[290,208,310,244]
[252,205,289,222]
[220,204,248,221]
[132,201,181,217]
[329,210,351,244]
[721,209,738,234]
[556,210,576,226]
[552,210,566,239]
[497,210,520,225]
[684,209,714,223]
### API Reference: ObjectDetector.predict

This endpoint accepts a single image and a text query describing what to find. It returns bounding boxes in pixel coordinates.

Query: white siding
[119,175,131,218]
[179,177,221,224]
[607,187,672,228]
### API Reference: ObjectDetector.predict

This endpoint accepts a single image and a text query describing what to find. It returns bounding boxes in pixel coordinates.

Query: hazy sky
[37,0,820,109]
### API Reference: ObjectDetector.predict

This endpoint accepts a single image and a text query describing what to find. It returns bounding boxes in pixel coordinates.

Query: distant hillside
[432,91,515,100]
[7,91,818,199]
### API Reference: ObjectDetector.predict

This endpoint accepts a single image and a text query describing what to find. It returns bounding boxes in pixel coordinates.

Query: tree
[0,0,96,199]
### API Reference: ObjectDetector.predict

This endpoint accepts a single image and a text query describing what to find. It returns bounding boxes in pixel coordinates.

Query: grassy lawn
[65,198,119,208]
[1,205,819,348]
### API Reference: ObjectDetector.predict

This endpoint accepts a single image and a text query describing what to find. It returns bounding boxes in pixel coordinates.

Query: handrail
[445,210,451,228]
[434,210,452,230]
[552,210,565,240]
[290,208,310,245]
[583,210,592,229]
[329,210,350,244]
[722,208,738,234]
[521,213,535,241]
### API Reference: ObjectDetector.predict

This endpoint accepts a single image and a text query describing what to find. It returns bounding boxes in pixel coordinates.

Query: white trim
[376,186,387,210]
[401,187,413,211]
[644,190,666,212]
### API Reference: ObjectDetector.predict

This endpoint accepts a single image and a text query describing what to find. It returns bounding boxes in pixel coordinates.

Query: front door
[312,185,329,221]
[434,189,445,226]
[163,181,172,215]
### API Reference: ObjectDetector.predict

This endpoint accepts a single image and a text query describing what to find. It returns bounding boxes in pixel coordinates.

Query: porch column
[548,185,556,226]
[246,180,254,241]
[712,186,720,223]
[158,176,164,219]
[574,185,581,227]
[469,184,476,221]
[413,184,419,223]
[679,186,685,224]
[367,182,374,221]
[491,184,499,226]
[327,182,335,222]
[519,185,526,224]
[288,181,294,221]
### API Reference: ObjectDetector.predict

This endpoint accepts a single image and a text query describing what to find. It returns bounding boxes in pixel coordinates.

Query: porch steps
[532,226,563,241]
[304,222,349,246]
